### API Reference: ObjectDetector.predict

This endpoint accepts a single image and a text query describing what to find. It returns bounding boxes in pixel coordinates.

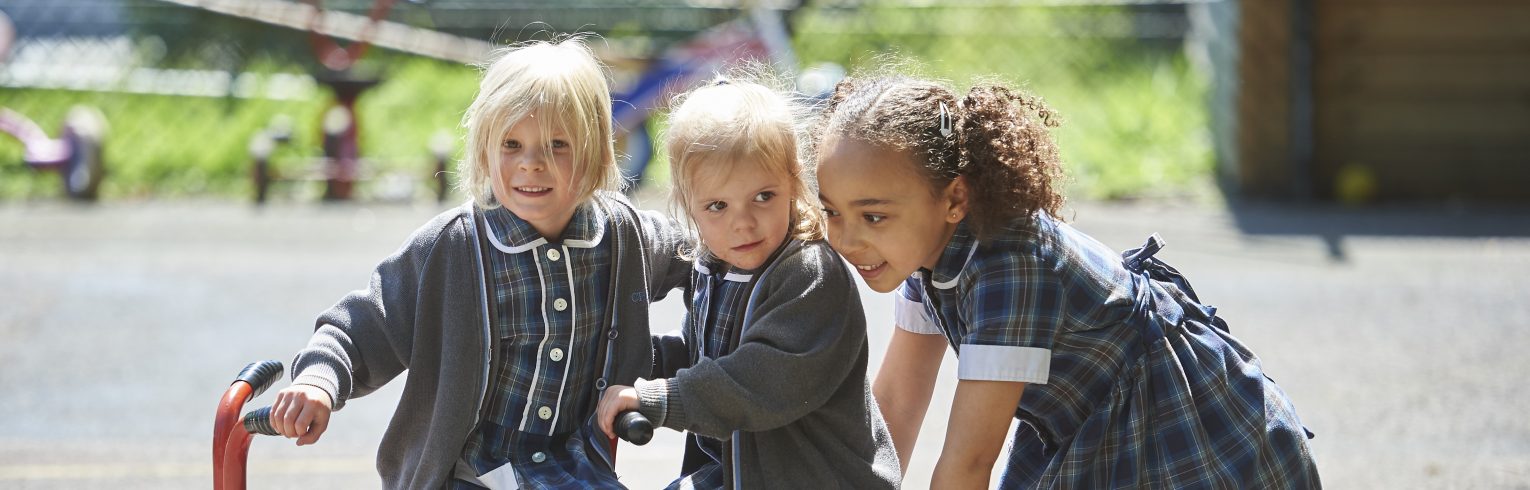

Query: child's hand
[595,385,639,440]
[270,384,333,446]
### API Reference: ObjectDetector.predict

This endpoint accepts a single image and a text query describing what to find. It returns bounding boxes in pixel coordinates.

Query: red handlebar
[213,360,284,490]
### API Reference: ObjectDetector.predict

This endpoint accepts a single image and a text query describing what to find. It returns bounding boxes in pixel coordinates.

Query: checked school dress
[895,213,1320,489]
[453,203,621,489]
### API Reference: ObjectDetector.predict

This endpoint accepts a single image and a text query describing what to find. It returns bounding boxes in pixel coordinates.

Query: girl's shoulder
[749,240,860,312]
[969,211,1134,292]
[587,189,673,231]
[761,239,852,285]
[783,238,839,263]
[961,213,1073,285]
[402,200,478,250]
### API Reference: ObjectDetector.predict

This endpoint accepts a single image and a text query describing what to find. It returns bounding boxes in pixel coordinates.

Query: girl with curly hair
[812,75,1320,488]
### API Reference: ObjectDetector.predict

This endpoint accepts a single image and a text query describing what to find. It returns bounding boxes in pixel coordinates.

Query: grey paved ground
[1,197,1528,489]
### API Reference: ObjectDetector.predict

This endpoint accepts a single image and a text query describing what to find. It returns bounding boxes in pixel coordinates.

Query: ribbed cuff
[292,365,343,410]
[634,377,671,428]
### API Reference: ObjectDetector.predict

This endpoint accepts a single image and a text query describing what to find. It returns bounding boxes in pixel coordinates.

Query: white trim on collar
[484,220,548,254]
[565,239,597,249]
[693,261,753,283]
[931,244,979,290]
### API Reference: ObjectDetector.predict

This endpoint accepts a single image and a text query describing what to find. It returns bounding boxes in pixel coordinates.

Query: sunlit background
[2,0,1528,488]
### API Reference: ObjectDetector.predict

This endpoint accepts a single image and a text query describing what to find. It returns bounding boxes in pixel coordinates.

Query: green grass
[0,56,479,200]
[1,7,1211,201]
[792,4,1213,200]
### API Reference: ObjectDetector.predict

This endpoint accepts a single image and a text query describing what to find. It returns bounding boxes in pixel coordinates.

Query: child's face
[490,112,582,239]
[817,136,965,293]
[687,159,793,271]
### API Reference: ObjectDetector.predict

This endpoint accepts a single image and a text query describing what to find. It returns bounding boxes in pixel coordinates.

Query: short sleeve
[894,276,942,335]
[955,255,1058,385]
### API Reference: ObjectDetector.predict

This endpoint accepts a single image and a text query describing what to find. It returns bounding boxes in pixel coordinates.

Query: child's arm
[272,212,468,444]
[932,380,1026,488]
[270,384,333,445]
[650,324,694,379]
[871,327,947,474]
[930,254,1057,486]
[627,244,865,439]
[631,207,693,301]
[631,206,696,380]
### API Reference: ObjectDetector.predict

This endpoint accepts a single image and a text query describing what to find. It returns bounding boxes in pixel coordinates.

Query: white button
[531,451,546,463]
[538,406,552,420]
[553,298,568,311]
[546,249,561,262]
[549,348,564,362]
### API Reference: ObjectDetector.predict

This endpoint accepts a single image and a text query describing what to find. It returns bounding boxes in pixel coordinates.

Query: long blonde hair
[665,72,824,260]
[459,35,618,209]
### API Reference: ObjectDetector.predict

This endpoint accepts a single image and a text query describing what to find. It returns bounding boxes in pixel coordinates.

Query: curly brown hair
[811,75,1065,238]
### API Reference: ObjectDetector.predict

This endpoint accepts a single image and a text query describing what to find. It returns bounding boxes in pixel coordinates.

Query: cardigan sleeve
[290,210,466,410]
[631,206,693,302]
[650,328,692,380]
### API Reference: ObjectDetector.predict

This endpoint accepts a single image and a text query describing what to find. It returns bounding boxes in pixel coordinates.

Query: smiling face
[816,135,967,293]
[685,158,794,271]
[489,111,582,239]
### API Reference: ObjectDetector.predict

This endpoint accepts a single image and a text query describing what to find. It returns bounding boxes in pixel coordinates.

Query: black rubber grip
[234,360,285,399]
[242,406,280,436]
[614,411,653,446]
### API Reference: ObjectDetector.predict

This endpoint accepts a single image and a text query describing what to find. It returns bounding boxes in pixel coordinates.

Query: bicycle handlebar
[614,411,653,446]
[233,360,284,399]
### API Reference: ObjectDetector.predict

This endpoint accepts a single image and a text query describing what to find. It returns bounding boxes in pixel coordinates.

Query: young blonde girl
[812,75,1319,488]
[595,77,900,489]
[267,37,691,489]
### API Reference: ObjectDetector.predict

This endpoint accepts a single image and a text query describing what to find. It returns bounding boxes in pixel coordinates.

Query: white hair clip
[938,102,953,138]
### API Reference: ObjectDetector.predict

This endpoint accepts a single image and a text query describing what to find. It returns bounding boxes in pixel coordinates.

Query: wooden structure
[1236,0,1530,201]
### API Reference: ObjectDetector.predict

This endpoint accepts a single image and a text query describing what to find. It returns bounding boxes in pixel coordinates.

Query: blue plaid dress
[895,213,1319,489]
[453,203,621,489]
[664,255,759,490]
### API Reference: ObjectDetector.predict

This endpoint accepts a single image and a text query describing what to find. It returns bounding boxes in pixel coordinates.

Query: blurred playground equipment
[176,0,491,203]
[201,0,798,203]
[0,105,108,201]
[611,8,797,193]
[0,10,109,201]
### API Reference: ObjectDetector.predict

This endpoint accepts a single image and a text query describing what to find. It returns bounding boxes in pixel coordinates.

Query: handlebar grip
[234,360,285,399]
[242,406,280,436]
[614,411,653,446]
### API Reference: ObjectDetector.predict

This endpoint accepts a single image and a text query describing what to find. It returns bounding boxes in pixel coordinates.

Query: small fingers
[297,408,328,446]
[596,407,612,439]
[270,391,291,437]
[596,393,617,439]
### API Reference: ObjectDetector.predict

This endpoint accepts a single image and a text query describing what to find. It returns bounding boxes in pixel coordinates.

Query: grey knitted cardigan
[637,239,903,489]
[290,194,690,489]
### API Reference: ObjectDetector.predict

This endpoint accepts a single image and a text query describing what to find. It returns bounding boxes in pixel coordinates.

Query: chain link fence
[0,0,1227,202]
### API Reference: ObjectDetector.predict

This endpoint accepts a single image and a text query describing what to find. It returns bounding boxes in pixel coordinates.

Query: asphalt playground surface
[1,195,1528,489]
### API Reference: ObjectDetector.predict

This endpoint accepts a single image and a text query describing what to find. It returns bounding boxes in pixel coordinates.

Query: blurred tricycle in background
[241,0,456,204]
[0,10,109,201]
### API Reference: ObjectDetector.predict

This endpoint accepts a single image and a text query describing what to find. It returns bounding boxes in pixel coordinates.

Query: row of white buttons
[536,245,567,458]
